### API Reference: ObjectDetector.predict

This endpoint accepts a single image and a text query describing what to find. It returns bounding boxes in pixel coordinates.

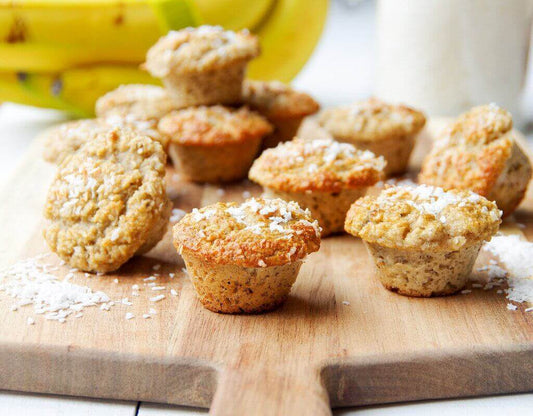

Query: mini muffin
[345,185,501,297]
[159,105,272,183]
[44,128,172,273]
[144,26,259,108]
[42,117,166,165]
[95,84,177,122]
[249,138,386,236]
[173,197,320,313]
[318,98,426,176]
[419,104,532,217]
[242,80,320,148]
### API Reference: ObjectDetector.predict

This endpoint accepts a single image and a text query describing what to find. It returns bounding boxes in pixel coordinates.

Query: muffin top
[95,84,177,121]
[242,80,320,120]
[345,185,501,251]
[145,26,259,77]
[318,98,426,142]
[249,138,386,192]
[158,105,272,146]
[419,104,517,196]
[44,128,169,272]
[173,197,321,267]
[42,116,167,165]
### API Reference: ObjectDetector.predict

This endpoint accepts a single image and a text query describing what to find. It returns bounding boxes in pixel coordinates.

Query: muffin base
[262,117,303,149]
[182,250,302,314]
[264,187,366,237]
[365,242,482,297]
[168,138,262,183]
[488,140,532,217]
[163,63,246,108]
[338,134,416,176]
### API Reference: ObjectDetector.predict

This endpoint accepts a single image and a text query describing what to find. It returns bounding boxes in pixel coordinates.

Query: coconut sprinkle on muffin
[318,98,426,175]
[249,138,385,236]
[419,104,531,216]
[144,26,259,107]
[173,197,320,313]
[345,184,501,297]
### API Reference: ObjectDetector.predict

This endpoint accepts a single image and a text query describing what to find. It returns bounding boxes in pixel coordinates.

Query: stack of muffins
[38,25,533,314]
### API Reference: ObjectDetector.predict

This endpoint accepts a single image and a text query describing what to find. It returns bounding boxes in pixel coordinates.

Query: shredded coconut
[0,256,111,322]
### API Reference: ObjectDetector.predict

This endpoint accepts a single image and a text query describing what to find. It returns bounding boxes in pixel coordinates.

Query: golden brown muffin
[144,26,259,107]
[95,84,177,121]
[43,128,172,273]
[345,185,501,297]
[42,116,167,165]
[249,138,386,236]
[419,104,531,216]
[173,197,320,313]
[159,105,272,183]
[318,98,426,175]
[242,80,320,148]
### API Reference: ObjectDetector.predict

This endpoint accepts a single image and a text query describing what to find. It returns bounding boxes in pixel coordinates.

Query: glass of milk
[376,0,533,124]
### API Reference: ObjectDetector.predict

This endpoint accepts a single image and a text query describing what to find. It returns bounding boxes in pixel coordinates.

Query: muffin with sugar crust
[318,98,426,176]
[242,80,320,149]
[95,84,177,123]
[419,104,531,217]
[345,185,501,297]
[44,128,172,273]
[173,197,321,313]
[249,138,386,236]
[159,105,272,183]
[144,26,259,108]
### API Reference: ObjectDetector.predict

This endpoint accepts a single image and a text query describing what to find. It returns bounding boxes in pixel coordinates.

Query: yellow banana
[0,65,159,116]
[0,0,328,112]
[248,0,329,82]
[0,0,273,72]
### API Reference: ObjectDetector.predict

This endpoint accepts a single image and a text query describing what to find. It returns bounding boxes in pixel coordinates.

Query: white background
[1,1,532,414]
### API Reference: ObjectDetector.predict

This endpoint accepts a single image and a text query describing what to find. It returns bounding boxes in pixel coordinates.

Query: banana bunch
[0,0,328,116]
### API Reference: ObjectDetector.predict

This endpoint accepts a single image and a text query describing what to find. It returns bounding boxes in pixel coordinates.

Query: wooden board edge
[0,341,218,409]
[320,344,533,408]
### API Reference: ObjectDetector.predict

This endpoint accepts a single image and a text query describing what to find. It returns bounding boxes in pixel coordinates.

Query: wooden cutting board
[0,119,532,416]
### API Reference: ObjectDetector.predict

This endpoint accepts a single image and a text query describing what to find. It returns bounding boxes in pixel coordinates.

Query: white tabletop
[1,1,532,414]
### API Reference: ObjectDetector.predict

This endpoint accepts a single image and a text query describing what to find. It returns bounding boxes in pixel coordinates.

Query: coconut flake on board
[482,234,533,308]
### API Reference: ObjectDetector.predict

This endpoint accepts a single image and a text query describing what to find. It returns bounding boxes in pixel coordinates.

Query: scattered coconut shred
[0,254,110,323]
[482,234,533,308]
[0,254,182,324]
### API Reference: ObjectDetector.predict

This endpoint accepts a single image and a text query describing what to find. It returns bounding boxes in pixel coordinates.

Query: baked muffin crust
[318,97,426,142]
[249,138,385,193]
[345,185,501,252]
[159,105,272,146]
[145,26,259,77]
[44,128,170,273]
[242,80,320,120]
[419,104,527,199]
[95,84,177,121]
[173,198,320,267]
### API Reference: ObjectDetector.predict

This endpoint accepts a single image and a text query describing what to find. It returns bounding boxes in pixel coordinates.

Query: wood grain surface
[0,119,532,416]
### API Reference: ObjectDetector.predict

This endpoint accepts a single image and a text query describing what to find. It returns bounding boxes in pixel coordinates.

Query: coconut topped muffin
[249,138,386,193]
[159,105,272,146]
[440,103,512,144]
[95,84,177,121]
[318,98,426,142]
[145,26,259,77]
[419,104,521,197]
[345,185,501,252]
[242,80,320,120]
[174,198,320,267]
[44,128,170,272]
[42,117,166,165]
